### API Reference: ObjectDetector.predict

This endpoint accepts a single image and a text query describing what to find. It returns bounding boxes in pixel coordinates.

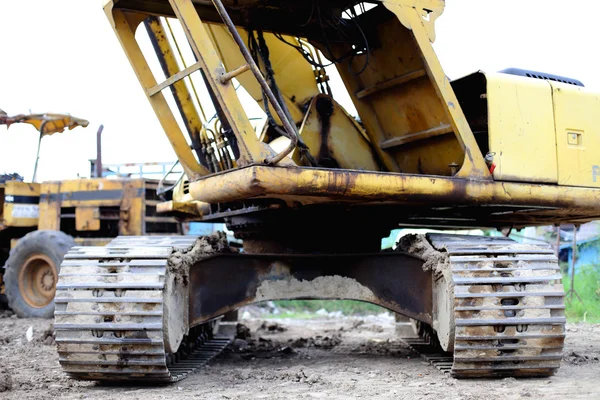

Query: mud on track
[1,311,599,400]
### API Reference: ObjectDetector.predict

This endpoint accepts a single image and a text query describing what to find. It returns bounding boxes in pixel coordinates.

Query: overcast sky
[1,0,598,182]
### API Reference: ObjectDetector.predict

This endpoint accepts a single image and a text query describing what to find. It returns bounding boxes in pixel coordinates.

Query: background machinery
[54,0,600,379]
[1,111,182,317]
[1,111,88,310]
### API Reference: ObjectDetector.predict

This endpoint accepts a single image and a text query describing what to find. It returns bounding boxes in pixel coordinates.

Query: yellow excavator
[54,0,597,380]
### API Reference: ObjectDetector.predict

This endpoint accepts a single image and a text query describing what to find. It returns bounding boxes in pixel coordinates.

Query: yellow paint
[189,165,600,216]
[551,83,600,188]
[104,5,208,179]
[145,17,206,157]
[119,180,145,236]
[206,24,320,124]
[486,73,558,183]
[1,181,40,228]
[168,0,276,165]
[76,207,100,231]
[37,178,148,234]
[383,0,444,42]
[1,113,88,137]
[383,3,490,178]
[291,95,380,170]
[73,238,113,246]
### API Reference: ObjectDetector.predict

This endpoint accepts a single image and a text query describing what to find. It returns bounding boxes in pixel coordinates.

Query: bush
[564,265,600,323]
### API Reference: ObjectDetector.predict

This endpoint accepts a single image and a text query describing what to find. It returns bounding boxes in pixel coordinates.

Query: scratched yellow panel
[2,181,40,227]
[76,207,100,231]
[486,73,558,184]
[551,83,600,188]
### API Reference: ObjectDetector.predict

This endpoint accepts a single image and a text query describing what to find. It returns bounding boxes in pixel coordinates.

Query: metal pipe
[219,63,250,83]
[571,225,577,302]
[96,124,104,178]
[555,225,560,258]
[210,0,298,165]
[31,121,46,182]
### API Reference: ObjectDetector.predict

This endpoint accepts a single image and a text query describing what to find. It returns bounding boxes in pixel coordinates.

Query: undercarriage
[52,0,587,383]
[55,231,564,380]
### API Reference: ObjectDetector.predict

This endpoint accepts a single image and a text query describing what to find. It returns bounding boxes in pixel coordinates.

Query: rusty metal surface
[188,252,432,326]
[188,165,600,228]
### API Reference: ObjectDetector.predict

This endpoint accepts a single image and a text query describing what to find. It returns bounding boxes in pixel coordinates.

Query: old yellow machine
[2,176,184,318]
[1,111,89,311]
[54,0,600,380]
[1,112,182,317]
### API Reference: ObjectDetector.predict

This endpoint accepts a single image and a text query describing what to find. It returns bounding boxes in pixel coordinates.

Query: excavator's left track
[54,236,232,382]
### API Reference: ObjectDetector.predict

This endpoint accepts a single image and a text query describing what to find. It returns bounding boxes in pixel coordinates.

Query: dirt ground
[0,310,599,400]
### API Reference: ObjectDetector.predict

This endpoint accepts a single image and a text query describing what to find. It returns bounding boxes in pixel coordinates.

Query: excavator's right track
[405,234,566,378]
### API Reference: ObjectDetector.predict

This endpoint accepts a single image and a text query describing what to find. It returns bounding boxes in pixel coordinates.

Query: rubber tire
[4,230,75,318]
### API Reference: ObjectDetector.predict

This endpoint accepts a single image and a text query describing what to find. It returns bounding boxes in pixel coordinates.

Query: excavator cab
[53,0,600,380]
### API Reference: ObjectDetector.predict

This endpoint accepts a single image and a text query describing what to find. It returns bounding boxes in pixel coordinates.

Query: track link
[425,234,566,378]
[54,236,232,382]
[401,324,454,374]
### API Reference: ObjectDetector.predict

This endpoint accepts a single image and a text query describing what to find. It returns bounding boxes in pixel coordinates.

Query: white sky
[1,0,598,182]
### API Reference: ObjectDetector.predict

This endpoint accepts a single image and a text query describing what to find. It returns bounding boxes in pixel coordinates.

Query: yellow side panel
[3,181,40,227]
[76,207,101,231]
[206,24,320,117]
[486,73,558,183]
[551,83,600,188]
[38,182,60,230]
[292,95,380,171]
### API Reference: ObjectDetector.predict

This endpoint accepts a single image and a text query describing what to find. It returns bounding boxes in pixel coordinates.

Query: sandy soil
[0,311,599,400]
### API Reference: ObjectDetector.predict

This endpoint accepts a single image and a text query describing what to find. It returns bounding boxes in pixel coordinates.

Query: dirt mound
[290,334,342,349]
[563,350,600,365]
[36,323,55,345]
[259,321,287,333]
[236,323,252,340]
[396,234,448,272]
[0,368,12,392]
[168,231,235,272]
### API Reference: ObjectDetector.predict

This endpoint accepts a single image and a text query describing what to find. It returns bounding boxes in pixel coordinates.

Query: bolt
[95,317,101,323]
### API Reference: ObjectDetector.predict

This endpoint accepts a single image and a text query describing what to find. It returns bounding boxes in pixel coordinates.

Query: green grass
[264,311,326,320]
[270,300,386,318]
[564,265,600,323]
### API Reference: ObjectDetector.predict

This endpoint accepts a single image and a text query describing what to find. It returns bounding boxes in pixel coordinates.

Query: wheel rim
[18,254,57,308]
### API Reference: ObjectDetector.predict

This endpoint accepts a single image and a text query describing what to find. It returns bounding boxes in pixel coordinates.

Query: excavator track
[54,236,232,382]
[410,234,566,378]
